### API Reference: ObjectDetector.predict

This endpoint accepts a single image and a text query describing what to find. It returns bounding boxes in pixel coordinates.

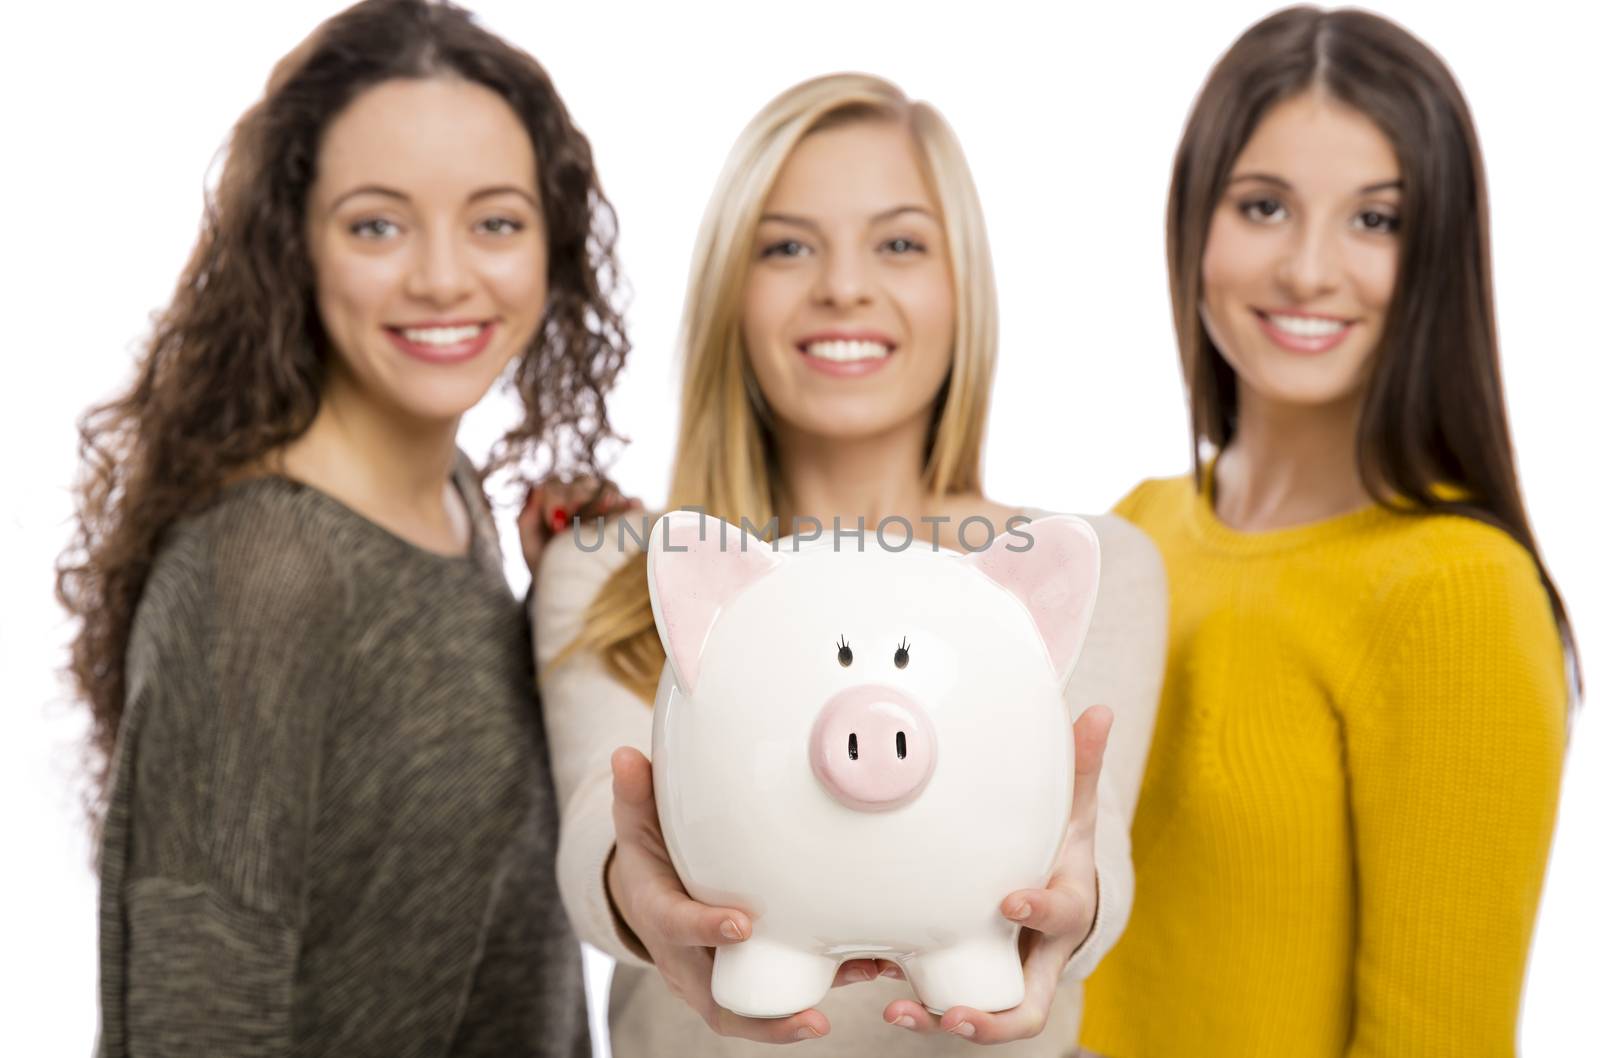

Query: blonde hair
[565,72,1000,701]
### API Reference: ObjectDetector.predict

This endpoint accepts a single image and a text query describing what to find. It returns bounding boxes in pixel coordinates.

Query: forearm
[1061,779,1133,980]
[118,878,298,1057]
[555,769,653,965]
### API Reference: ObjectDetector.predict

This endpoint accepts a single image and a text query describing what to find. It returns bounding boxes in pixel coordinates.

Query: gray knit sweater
[95,462,589,1057]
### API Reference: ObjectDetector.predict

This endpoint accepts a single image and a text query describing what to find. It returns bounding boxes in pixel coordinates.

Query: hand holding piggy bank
[646,510,1100,1018]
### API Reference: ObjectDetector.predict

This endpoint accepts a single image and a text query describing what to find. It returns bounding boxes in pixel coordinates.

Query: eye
[1353,209,1400,235]
[760,238,810,259]
[477,216,524,236]
[1238,197,1288,224]
[894,637,910,669]
[880,236,925,255]
[836,635,853,667]
[350,217,401,240]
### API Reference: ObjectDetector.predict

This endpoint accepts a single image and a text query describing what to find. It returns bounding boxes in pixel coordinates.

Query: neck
[1212,386,1370,532]
[771,413,933,533]
[278,368,465,542]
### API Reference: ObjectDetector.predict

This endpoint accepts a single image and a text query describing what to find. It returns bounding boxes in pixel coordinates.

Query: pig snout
[808,685,937,812]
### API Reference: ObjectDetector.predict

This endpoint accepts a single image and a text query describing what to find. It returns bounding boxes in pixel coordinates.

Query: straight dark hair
[1167,5,1579,694]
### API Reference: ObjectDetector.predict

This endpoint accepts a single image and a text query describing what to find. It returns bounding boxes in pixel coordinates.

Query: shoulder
[938,494,1021,526]
[531,510,652,660]
[131,483,356,673]
[1350,513,1569,731]
[1020,508,1167,617]
[1018,507,1165,587]
[199,481,354,621]
[124,485,359,752]
[535,510,648,592]
[1374,512,1548,611]
[1363,512,1564,688]
[1082,512,1167,606]
[1076,511,1163,573]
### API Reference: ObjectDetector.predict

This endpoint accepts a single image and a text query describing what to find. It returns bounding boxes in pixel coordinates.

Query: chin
[781,398,920,441]
[1247,372,1369,410]
[1229,347,1372,411]
[387,378,499,424]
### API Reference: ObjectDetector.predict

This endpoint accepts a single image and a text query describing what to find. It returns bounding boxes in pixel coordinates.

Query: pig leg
[902,929,1026,1015]
[710,936,838,1019]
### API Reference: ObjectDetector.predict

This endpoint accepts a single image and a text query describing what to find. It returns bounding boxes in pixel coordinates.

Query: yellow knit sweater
[1079,474,1567,1057]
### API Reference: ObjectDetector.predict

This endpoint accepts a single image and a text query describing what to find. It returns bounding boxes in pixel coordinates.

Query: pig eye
[894,637,911,669]
[836,635,853,667]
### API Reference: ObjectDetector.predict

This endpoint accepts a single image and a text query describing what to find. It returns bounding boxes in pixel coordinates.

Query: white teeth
[401,324,484,346]
[1267,314,1347,338]
[805,339,890,363]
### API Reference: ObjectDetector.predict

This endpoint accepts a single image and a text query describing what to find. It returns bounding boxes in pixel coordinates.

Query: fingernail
[845,968,871,984]
[795,1026,820,1040]
[719,918,745,941]
[548,507,570,531]
[949,1021,975,1038]
[894,1016,916,1029]
[881,965,904,979]
[1007,900,1032,921]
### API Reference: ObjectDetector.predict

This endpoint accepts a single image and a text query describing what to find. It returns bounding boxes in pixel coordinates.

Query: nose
[405,228,472,307]
[809,684,937,812]
[1276,220,1341,303]
[811,248,872,309]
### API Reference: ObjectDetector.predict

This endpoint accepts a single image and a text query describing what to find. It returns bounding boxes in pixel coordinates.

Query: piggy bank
[646,510,1100,1017]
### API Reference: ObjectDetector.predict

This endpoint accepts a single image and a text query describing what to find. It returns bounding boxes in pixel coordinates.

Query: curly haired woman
[55,2,627,1054]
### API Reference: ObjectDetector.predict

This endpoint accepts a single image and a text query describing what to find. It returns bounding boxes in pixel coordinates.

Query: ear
[962,515,1100,683]
[647,510,783,693]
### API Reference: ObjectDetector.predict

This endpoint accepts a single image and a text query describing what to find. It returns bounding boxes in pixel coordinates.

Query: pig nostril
[811,689,937,811]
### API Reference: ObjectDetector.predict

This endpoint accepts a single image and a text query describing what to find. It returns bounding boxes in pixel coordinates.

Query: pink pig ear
[647,510,783,693]
[962,515,1101,683]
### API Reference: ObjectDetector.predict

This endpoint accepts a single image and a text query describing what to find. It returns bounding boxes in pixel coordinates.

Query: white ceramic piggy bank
[646,510,1100,1018]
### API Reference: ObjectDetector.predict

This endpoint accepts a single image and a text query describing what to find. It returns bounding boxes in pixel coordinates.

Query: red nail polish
[549,507,569,531]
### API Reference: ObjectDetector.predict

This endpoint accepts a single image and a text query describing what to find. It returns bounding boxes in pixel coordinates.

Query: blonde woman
[533,74,1166,1054]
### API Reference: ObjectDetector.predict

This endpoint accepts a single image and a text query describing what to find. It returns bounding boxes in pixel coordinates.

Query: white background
[3,1,1594,1054]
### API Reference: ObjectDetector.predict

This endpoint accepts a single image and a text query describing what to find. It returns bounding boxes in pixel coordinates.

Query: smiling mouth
[1252,310,1356,353]
[384,320,496,364]
[390,322,488,346]
[799,338,895,363]
[1255,311,1352,338]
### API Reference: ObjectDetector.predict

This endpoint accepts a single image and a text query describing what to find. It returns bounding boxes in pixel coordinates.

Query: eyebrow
[329,183,540,211]
[1228,172,1404,195]
[758,204,938,230]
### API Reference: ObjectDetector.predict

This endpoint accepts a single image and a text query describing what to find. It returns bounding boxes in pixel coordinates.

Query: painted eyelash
[837,635,853,667]
[894,637,910,669]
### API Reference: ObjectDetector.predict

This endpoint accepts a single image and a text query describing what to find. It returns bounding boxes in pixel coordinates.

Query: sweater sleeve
[1059,512,1168,980]
[1342,547,1566,1056]
[532,522,655,967]
[98,523,344,1057]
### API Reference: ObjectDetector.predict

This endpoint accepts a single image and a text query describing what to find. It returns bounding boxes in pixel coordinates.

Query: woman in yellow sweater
[1079,8,1578,1057]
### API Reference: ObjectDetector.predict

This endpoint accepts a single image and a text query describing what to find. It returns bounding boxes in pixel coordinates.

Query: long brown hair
[56,0,629,828]
[1168,5,1579,692]
[560,74,998,703]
